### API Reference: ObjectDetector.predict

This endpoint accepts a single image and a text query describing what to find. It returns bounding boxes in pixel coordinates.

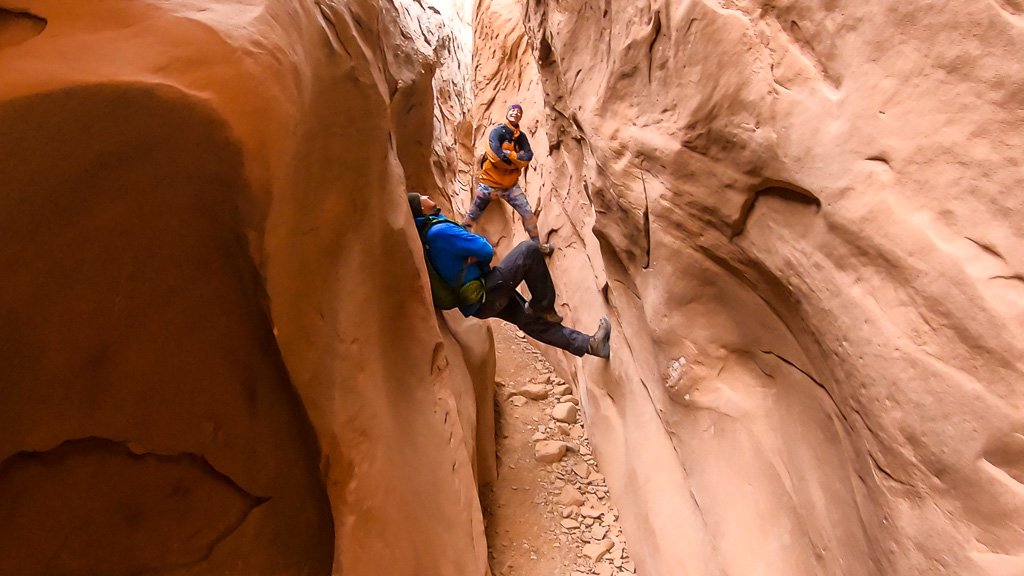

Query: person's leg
[502,184,539,239]
[473,270,611,358]
[462,183,495,229]
[491,241,557,313]
[495,293,591,356]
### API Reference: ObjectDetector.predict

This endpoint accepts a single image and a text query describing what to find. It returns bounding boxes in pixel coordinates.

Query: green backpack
[417,216,486,310]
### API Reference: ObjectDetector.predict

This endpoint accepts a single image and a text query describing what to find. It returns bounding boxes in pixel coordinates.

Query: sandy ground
[482,320,636,576]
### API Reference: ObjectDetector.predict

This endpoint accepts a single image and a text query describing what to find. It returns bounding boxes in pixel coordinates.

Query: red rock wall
[0,1,490,574]
[470,0,1024,574]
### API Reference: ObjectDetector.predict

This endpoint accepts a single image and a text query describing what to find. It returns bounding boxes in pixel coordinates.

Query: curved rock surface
[0,1,490,575]
[469,0,1024,574]
[5,0,1024,574]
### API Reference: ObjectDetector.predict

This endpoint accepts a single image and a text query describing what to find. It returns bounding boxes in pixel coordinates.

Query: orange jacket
[479,122,533,188]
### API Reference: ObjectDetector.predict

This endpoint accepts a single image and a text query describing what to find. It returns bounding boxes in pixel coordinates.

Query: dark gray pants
[473,241,591,356]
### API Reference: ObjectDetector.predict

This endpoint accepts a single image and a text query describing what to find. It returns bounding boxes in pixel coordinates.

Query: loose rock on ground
[486,321,637,576]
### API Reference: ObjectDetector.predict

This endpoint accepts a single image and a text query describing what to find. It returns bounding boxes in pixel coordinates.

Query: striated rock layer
[470,0,1024,574]
[0,1,490,575]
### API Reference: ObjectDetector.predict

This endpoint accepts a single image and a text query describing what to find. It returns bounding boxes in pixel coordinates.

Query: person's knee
[520,240,543,259]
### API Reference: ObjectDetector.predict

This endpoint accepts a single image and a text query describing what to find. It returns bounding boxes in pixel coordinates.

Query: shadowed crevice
[0,84,334,575]
[0,8,46,50]
[0,437,268,575]
[865,155,892,170]
[730,180,821,239]
[990,274,1024,284]
[639,160,652,269]
[991,0,1024,17]
[646,11,662,84]
[314,1,352,58]
[966,236,1008,262]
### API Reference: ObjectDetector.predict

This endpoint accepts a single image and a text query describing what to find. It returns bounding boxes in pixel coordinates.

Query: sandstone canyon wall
[470,0,1024,574]
[0,1,491,575]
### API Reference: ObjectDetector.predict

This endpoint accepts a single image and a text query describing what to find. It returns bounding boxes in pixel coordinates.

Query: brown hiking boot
[588,316,611,359]
[538,242,555,255]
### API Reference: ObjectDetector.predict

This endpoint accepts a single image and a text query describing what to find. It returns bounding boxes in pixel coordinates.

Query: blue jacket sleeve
[514,131,533,162]
[441,224,494,263]
[425,222,494,286]
[488,125,513,165]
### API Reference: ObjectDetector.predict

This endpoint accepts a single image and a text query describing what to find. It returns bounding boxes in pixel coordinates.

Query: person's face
[506,107,523,124]
[419,195,440,216]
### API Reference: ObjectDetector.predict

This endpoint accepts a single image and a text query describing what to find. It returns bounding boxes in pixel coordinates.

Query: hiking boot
[525,301,562,324]
[587,316,611,359]
[538,242,555,256]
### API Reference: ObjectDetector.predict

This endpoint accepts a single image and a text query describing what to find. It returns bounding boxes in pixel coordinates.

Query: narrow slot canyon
[1,1,1023,576]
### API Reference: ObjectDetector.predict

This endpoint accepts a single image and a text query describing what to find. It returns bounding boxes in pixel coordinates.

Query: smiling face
[506,106,523,125]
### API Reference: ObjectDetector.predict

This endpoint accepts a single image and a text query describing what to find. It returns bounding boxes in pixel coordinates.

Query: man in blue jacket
[409,193,611,358]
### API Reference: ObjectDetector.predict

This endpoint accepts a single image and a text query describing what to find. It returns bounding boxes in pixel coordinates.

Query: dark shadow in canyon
[0,84,334,575]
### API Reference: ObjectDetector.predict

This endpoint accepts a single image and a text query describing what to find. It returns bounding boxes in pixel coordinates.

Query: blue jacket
[416,215,494,315]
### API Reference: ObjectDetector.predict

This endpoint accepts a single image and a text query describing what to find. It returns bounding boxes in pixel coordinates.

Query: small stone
[515,383,549,400]
[594,564,613,576]
[556,485,586,506]
[580,505,605,519]
[534,440,570,463]
[552,402,579,424]
[560,519,580,530]
[511,396,528,407]
[531,432,547,442]
[515,330,526,339]
[562,394,580,405]
[572,462,591,478]
[591,525,608,540]
[557,423,571,435]
[560,507,574,518]
[553,384,572,396]
[582,540,614,562]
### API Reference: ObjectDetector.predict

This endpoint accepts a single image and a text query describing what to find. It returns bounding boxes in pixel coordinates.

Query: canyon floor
[482,320,637,576]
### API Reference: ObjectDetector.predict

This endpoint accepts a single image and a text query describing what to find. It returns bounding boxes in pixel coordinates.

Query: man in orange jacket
[463,103,554,255]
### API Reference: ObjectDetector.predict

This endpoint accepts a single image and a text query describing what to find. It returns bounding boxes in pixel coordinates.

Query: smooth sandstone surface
[4,0,1024,575]
[469,0,1024,575]
[0,1,490,575]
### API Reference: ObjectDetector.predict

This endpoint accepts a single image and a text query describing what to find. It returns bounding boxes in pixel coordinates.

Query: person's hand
[466,256,478,264]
